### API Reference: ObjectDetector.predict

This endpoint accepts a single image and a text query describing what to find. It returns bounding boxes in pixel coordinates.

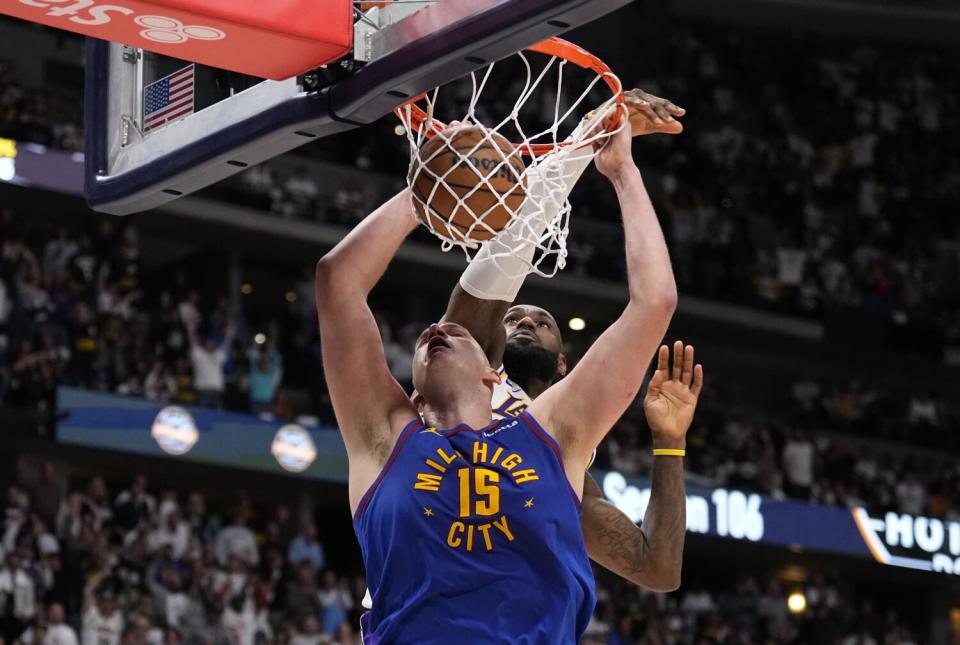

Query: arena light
[787,591,807,614]
[0,158,14,182]
[568,317,586,331]
[285,291,297,303]
[394,124,406,136]
[254,333,267,345]
[0,138,16,182]
[241,283,254,295]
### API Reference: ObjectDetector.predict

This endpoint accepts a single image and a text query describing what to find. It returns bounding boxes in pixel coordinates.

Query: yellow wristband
[653,448,686,457]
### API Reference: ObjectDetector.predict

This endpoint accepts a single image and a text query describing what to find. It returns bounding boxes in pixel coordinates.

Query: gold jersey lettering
[447,521,464,548]
[512,468,540,484]
[436,447,459,465]
[472,441,488,464]
[424,459,447,473]
[492,515,514,542]
[489,446,504,466]
[501,453,522,471]
[414,473,443,492]
[445,515,516,553]
[477,523,495,551]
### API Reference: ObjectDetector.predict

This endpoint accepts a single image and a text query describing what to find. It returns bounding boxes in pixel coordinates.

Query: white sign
[151,406,199,456]
[271,424,317,473]
[602,470,764,542]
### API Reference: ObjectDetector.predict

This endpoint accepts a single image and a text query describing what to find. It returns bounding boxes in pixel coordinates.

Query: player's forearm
[581,470,683,591]
[441,285,509,366]
[610,164,677,311]
[315,190,417,299]
[638,453,686,590]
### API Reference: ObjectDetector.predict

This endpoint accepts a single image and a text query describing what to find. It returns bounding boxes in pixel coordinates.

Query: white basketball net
[397,45,624,279]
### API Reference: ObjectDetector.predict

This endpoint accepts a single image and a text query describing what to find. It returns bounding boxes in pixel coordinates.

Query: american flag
[142,64,195,133]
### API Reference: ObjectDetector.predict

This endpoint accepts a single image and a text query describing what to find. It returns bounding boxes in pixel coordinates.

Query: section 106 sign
[602,470,764,542]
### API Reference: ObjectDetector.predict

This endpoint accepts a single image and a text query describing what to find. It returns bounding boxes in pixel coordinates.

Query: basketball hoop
[395,36,625,279]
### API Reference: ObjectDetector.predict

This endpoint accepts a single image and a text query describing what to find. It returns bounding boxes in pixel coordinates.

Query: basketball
[409,126,527,242]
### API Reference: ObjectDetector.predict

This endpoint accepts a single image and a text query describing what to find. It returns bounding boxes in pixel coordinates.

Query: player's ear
[411,389,425,411]
[556,353,567,377]
[482,367,500,390]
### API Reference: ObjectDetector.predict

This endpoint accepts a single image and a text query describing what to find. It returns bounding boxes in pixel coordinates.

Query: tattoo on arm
[581,458,686,590]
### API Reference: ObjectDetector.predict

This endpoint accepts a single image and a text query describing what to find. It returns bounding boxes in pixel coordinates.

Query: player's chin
[506,336,539,349]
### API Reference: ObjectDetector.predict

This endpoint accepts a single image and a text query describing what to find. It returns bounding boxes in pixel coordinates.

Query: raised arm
[582,341,702,591]
[529,118,678,475]
[314,191,420,497]
[442,89,685,366]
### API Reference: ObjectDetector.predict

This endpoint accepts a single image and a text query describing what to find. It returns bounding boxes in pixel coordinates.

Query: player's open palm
[643,341,703,444]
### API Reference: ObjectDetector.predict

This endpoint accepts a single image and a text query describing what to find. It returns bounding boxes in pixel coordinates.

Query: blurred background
[1,0,960,643]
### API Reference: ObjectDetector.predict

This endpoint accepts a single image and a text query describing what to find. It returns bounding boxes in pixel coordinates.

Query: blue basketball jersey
[353,412,596,644]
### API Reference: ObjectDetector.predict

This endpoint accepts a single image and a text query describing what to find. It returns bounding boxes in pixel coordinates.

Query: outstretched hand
[643,341,703,447]
[625,89,685,136]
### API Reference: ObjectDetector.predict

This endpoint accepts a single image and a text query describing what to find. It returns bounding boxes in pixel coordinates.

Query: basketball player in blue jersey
[315,100,696,642]
[354,89,694,614]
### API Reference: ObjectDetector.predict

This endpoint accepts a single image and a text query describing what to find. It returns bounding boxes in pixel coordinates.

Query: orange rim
[395,36,624,156]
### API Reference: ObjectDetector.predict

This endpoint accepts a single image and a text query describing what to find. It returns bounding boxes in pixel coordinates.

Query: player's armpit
[529,299,673,466]
[441,283,508,366]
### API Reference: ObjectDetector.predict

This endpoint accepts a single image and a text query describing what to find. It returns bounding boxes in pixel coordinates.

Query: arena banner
[55,387,348,481]
[598,469,960,577]
[3,0,352,79]
[55,388,959,575]
[0,138,84,194]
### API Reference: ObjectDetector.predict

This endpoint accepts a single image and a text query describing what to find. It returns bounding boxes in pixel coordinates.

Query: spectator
[31,602,78,645]
[144,361,178,403]
[215,508,259,568]
[148,501,191,560]
[0,550,36,642]
[289,615,324,645]
[782,429,815,500]
[81,576,123,645]
[186,320,234,409]
[895,473,927,516]
[248,342,283,418]
[907,391,939,428]
[113,474,155,533]
[316,571,352,636]
[286,523,324,573]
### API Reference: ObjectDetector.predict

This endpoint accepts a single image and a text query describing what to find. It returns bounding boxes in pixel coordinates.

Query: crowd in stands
[5,18,960,353]
[0,457,925,645]
[1,457,363,644]
[599,372,960,521]
[0,64,82,152]
[587,571,920,644]
[2,211,960,524]
[220,22,960,356]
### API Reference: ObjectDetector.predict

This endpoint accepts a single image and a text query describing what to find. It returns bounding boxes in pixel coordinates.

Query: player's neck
[517,377,551,400]
[421,387,493,430]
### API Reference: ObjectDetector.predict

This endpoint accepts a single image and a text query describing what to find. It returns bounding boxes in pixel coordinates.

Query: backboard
[84,0,633,215]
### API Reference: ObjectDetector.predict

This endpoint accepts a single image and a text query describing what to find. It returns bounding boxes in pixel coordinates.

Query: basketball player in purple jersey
[315,103,699,641]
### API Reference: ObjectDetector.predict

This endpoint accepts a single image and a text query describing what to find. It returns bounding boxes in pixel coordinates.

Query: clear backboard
[84,0,633,215]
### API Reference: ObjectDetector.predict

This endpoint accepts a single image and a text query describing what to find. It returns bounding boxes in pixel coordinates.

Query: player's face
[503,305,563,354]
[411,322,492,394]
